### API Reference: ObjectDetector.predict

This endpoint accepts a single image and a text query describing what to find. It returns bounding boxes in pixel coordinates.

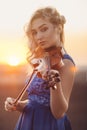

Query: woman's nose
[36,32,43,41]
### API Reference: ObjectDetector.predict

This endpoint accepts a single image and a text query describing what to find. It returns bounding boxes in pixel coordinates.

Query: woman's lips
[39,41,46,45]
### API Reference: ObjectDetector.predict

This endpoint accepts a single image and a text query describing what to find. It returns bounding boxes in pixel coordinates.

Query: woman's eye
[41,27,48,32]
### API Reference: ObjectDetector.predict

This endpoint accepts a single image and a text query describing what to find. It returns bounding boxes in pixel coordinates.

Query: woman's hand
[5,97,29,112]
[43,69,61,89]
[5,97,16,112]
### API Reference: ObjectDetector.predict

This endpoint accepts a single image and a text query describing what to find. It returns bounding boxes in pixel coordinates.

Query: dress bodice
[26,54,75,106]
[27,75,50,106]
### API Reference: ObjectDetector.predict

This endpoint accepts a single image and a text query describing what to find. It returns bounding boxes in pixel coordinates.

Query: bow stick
[14,69,37,105]
[13,57,47,105]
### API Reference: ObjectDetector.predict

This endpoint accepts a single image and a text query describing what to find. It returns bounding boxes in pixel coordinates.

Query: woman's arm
[50,59,76,119]
[15,99,29,112]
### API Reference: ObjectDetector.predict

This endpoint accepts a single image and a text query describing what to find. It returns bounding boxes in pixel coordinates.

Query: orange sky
[65,31,87,66]
[0,35,27,66]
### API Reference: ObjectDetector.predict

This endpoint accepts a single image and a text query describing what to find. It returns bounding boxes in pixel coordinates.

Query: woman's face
[30,18,60,49]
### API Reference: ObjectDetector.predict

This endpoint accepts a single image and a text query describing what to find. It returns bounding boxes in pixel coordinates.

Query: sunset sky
[0,0,87,66]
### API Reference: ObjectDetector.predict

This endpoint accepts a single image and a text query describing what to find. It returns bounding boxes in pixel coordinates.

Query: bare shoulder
[60,58,76,74]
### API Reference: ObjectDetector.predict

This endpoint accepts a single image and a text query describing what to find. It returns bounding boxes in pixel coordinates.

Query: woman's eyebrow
[31,24,47,31]
[39,24,47,29]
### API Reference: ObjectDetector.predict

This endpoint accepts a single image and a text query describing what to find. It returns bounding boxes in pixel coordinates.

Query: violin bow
[14,69,37,105]
[13,56,48,105]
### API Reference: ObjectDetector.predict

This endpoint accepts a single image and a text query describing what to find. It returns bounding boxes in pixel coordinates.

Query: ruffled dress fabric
[14,54,74,130]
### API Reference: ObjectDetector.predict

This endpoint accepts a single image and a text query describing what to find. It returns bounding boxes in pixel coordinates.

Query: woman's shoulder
[62,53,75,65]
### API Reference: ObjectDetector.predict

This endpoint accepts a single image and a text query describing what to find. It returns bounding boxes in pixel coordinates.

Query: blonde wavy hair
[25,6,66,63]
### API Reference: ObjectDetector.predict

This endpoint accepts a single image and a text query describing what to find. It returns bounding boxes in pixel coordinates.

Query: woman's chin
[41,45,52,50]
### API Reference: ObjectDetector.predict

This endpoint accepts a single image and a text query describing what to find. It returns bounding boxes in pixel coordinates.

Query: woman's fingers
[5,97,16,111]
[48,69,59,76]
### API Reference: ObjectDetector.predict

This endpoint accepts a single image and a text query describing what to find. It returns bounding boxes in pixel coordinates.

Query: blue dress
[14,54,75,130]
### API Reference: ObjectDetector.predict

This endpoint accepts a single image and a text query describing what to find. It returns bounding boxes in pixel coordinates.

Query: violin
[32,46,65,72]
[44,46,64,70]
[14,46,65,104]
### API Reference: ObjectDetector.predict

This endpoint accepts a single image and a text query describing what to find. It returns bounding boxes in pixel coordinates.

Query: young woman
[5,7,75,130]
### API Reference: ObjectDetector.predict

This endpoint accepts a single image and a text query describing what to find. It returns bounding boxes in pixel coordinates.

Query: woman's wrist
[15,100,28,112]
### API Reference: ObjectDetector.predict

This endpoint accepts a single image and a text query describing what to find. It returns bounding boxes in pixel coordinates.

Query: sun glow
[7,56,22,66]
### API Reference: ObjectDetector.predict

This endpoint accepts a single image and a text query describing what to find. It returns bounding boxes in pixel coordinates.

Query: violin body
[46,46,64,70]
[31,46,65,71]
[30,46,65,79]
